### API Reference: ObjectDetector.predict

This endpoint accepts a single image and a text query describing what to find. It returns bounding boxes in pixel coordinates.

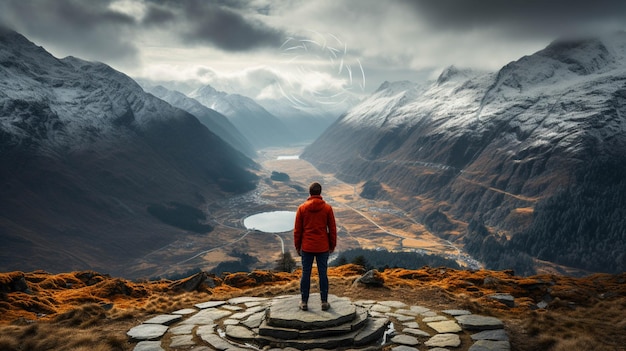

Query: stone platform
[127,293,511,351]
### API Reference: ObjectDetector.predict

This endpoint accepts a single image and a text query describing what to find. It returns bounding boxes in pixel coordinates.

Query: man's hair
[309,182,322,196]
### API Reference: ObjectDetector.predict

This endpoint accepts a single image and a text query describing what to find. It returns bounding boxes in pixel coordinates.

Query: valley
[129,146,479,280]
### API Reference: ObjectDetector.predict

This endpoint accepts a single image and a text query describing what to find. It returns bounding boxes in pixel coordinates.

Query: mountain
[0,28,259,277]
[302,33,626,274]
[189,85,296,149]
[255,93,360,143]
[144,85,256,158]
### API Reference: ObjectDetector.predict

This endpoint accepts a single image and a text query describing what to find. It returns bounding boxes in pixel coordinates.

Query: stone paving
[127,294,511,350]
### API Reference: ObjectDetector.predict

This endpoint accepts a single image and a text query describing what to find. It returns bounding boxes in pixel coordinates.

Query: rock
[456,315,504,330]
[127,324,169,341]
[169,334,194,347]
[442,309,472,316]
[378,300,408,309]
[409,306,430,314]
[169,272,212,292]
[169,324,195,335]
[225,325,256,340]
[133,340,164,351]
[356,269,385,286]
[471,329,509,341]
[267,294,356,329]
[180,308,232,325]
[469,339,511,351]
[403,328,430,337]
[427,320,462,333]
[391,334,420,346]
[488,293,515,307]
[228,296,269,305]
[195,300,226,309]
[198,332,233,350]
[386,312,415,322]
[391,346,419,351]
[424,333,461,347]
[422,316,448,322]
[394,309,420,316]
[143,314,182,326]
[370,304,392,313]
[403,322,420,329]
[353,317,390,346]
[172,308,197,315]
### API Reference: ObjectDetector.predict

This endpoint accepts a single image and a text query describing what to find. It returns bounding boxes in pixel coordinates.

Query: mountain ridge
[302,32,626,274]
[0,28,259,276]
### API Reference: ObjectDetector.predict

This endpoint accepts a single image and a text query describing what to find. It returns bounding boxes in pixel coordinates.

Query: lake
[243,211,296,233]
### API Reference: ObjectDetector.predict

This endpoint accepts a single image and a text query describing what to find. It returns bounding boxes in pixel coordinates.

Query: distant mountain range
[189,85,297,149]
[303,33,626,274]
[0,28,258,276]
[145,85,256,158]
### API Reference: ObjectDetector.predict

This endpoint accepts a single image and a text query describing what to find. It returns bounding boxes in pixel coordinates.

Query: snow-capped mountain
[0,28,258,276]
[189,85,296,149]
[145,85,256,158]
[303,33,626,274]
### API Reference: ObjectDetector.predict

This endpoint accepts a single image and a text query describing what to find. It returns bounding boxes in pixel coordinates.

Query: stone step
[267,294,356,330]
[256,317,390,350]
[259,307,369,339]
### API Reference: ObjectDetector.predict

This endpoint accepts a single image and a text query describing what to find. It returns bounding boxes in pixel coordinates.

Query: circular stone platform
[127,293,512,351]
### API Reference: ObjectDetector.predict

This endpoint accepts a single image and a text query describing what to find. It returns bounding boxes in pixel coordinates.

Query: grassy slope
[0,266,625,351]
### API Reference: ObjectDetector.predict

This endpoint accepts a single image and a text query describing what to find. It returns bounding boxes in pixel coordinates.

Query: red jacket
[294,195,337,253]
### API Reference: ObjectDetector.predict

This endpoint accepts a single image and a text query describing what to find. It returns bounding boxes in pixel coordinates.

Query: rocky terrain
[0,266,624,350]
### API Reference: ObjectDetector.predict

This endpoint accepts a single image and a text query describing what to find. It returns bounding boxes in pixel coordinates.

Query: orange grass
[1,267,625,351]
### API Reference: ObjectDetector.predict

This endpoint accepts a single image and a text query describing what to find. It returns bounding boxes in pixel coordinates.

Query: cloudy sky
[1,0,625,101]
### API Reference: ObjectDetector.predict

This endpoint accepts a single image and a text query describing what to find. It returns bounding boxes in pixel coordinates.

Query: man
[294,182,337,311]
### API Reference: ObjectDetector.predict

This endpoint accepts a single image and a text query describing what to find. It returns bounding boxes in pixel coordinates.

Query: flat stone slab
[172,308,197,315]
[225,325,256,340]
[267,294,356,329]
[471,329,509,341]
[143,314,182,325]
[169,334,194,347]
[195,301,226,309]
[469,339,511,351]
[427,320,462,333]
[127,324,169,341]
[443,309,472,316]
[133,341,164,351]
[354,317,390,346]
[169,324,195,335]
[488,294,515,307]
[378,300,408,309]
[180,308,232,325]
[228,296,269,305]
[403,328,430,337]
[391,334,420,346]
[456,315,504,330]
[425,333,461,348]
[259,308,368,340]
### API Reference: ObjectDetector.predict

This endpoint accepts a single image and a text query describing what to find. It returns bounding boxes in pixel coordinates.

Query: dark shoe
[321,301,331,311]
[299,302,308,311]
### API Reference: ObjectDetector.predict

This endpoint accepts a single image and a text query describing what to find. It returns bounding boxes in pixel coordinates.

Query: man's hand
[297,250,302,256]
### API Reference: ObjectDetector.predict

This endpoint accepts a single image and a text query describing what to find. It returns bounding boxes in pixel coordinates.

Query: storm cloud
[1,0,625,94]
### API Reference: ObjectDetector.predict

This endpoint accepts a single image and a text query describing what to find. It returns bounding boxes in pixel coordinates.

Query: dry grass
[1,267,625,351]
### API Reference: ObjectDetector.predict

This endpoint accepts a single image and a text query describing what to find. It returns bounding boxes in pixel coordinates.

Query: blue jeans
[300,251,329,303]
